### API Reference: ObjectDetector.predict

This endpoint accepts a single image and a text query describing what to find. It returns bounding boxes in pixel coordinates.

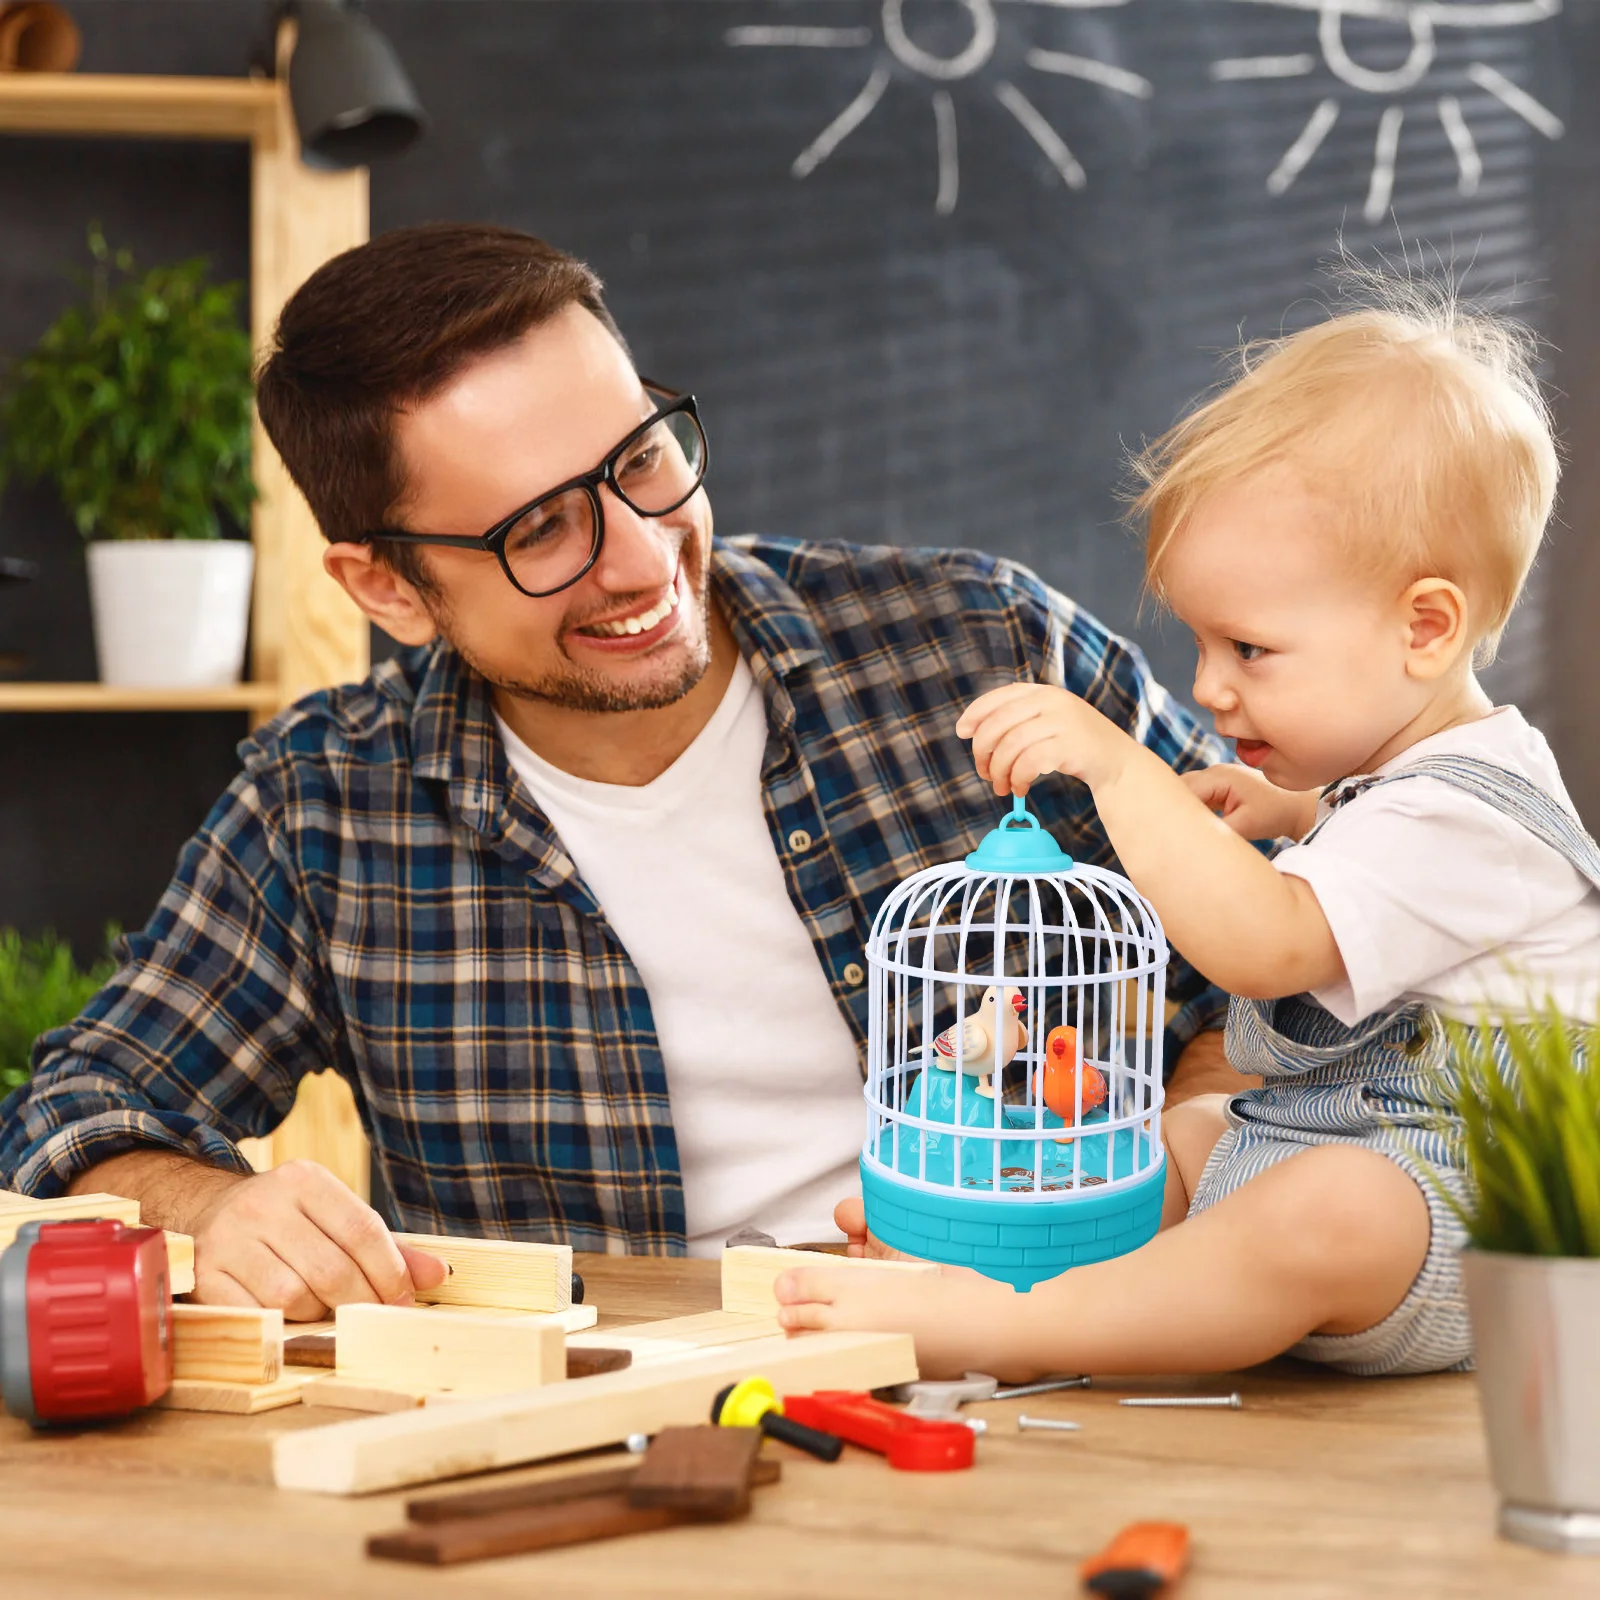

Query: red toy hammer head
[0,1218,173,1427]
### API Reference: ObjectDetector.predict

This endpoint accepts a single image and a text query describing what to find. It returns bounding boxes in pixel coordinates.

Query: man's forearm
[67,1148,247,1235]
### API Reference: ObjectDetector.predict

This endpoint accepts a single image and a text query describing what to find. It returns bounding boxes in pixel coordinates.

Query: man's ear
[322,543,439,647]
[1399,577,1471,679]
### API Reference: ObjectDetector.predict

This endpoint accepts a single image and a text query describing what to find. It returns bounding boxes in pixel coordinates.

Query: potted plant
[0,928,117,1096]
[1444,1005,1600,1555]
[0,228,256,688]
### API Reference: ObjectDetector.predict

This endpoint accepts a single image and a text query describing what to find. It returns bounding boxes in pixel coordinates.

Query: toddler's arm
[957,684,1343,1000]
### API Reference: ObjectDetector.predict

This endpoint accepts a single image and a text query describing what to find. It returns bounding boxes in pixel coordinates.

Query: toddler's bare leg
[1015,1143,1432,1373]
[785,1143,1432,1379]
[1159,1093,1230,1228]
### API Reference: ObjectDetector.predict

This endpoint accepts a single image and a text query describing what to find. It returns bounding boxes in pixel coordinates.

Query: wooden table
[1,1254,1594,1597]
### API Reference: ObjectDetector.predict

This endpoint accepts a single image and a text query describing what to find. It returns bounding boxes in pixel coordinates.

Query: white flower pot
[1462,1248,1600,1555]
[86,540,254,689]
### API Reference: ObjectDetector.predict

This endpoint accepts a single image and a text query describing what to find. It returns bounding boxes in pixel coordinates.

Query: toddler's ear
[1399,578,1470,676]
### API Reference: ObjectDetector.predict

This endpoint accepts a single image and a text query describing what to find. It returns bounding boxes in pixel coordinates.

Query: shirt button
[842,962,865,987]
[787,828,813,853]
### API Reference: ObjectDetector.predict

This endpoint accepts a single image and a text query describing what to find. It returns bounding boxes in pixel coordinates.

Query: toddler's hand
[956,683,1129,796]
[1182,764,1316,841]
[774,1259,1021,1379]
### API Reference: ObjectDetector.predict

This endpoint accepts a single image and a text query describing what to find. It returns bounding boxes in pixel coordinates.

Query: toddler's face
[1161,466,1432,790]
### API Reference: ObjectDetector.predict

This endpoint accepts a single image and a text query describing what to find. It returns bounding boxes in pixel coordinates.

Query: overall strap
[1312,755,1600,894]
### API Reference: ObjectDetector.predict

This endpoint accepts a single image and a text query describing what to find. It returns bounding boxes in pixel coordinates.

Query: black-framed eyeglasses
[363,382,708,599]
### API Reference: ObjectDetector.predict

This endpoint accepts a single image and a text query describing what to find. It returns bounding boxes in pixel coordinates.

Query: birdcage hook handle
[1002,796,1041,831]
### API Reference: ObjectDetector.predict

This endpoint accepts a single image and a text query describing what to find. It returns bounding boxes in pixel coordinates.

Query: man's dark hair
[255,223,627,590]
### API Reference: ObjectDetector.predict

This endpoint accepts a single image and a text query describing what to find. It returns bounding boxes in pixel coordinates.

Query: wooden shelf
[0,72,278,143]
[0,682,281,713]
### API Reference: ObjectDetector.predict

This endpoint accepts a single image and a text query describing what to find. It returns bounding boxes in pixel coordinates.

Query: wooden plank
[169,1305,283,1385]
[721,1245,939,1317]
[164,1232,195,1296]
[0,72,278,142]
[334,1303,565,1396]
[155,1367,318,1415]
[0,1192,142,1243]
[368,1492,678,1566]
[273,1330,918,1495]
[426,1302,595,1334]
[0,1195,193,1293]
[301,1376,427,1414]
[404,1456,780,1525]
[392,1233,572,1313]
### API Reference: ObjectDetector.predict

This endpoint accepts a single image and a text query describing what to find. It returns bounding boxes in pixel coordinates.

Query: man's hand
[1181,764,1317,843]
[69,1150,447,1321]
[189,1160,448,1319]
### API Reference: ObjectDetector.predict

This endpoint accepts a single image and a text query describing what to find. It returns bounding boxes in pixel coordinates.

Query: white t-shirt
[495,658,864,1256]
[1274,708,1600,1026]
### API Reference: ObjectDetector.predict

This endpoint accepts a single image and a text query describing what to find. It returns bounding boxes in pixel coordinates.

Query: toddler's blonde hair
[1132,282,1560,659]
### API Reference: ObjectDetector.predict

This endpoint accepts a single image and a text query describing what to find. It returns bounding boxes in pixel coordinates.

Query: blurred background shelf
[0,682,283,712]
[0,71,277,141]
[0,41,372,1192]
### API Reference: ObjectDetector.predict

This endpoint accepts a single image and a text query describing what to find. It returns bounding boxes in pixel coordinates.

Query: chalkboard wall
[1,0,1595,960]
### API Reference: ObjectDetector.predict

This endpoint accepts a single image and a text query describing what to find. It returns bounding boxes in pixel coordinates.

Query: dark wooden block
[627,1425,762,1518]
[283,1333,336,1369]
[406,1456,779,1525]
[565,1345,633,1379]
[369,1493,678,1565]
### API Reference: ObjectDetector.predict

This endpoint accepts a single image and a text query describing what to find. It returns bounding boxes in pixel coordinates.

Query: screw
[993,1374,1091,1401]
[1016,1415,1081,1432]
[625,1432,650,1453]
[1118,1393,1242,1409]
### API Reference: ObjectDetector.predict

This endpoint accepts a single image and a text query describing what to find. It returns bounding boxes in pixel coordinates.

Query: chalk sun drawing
[1211,0,1565,222]
[727,1,1151,215]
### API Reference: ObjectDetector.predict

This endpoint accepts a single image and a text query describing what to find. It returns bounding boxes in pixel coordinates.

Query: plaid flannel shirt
[0,537,1226,1251]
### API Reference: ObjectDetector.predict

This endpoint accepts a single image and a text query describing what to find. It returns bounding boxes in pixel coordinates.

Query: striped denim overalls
[1189,755,1600,1376]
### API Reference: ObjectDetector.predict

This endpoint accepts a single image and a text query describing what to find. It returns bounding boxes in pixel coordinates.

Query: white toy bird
[931,985,1027,1098]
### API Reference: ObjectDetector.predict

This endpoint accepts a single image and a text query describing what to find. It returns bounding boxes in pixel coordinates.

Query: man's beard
[441,572,715,715]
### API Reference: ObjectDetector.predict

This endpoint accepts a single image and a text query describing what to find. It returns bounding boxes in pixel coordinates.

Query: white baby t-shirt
[495,657,865,1256]
[1272,707,1600,1026]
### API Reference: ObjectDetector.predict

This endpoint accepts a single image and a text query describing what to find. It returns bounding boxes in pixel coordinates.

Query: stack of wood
[368,1426,783,1565]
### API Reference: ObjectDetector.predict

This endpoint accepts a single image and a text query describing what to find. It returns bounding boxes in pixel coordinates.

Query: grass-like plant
[0,928,118,1093]
[0,226,255,542]
[1439,1005,1600,1258]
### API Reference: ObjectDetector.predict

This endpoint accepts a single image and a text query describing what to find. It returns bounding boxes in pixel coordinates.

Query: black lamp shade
[288,0,427,169]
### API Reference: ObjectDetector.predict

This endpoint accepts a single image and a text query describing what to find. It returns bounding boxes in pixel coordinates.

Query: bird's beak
[1011,993,1027,1014]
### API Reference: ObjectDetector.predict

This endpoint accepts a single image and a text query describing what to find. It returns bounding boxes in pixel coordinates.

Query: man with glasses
[0,225,1232,1318]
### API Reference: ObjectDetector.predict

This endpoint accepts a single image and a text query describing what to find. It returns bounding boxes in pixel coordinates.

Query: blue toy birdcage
[860,797,1169,1289]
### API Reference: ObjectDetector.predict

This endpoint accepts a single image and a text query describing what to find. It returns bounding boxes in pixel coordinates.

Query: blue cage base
[861,1070,1165,1289]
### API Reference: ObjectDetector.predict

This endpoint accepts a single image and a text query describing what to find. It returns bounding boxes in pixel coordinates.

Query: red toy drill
[0,1218,173,1426]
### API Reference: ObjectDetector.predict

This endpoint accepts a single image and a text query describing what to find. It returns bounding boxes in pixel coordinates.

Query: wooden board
[0,1191,194,1293]
[393,1233,572,1313]
[273,1329,918,1495]
[301,1376,427,1413]
[164,1231,195,1296]
[155,1367,318,1415]
[720,1245,940,1317]
[334,1303,565,1396]
[169,1304,283,1385]
[426,1303,595,1334]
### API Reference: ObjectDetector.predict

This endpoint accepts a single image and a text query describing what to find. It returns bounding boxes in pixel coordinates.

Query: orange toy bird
[1040,1024,1108,1142]
[932,985,1027,1098]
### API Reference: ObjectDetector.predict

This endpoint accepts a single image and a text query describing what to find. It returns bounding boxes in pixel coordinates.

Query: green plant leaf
[0,229,255,543]
[1432,1006,1600,1258]
[0,927,120,1092]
